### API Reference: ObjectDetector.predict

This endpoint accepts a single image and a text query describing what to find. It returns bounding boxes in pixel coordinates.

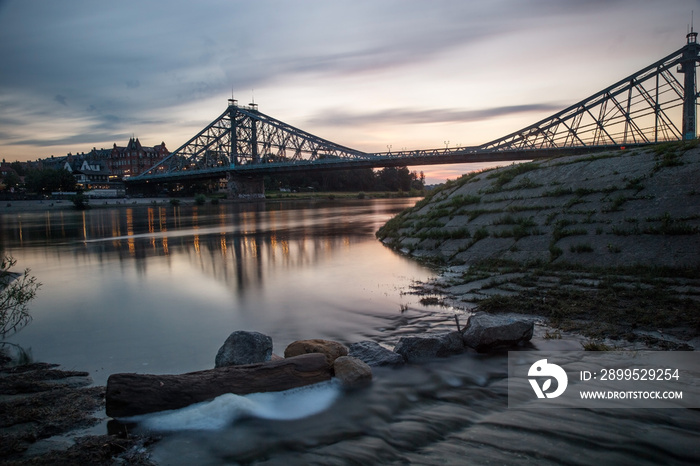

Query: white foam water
[121,381,341,432]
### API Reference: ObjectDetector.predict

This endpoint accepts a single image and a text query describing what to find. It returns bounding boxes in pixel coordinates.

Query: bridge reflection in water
[5,201,406,292]
[0,199,437,384]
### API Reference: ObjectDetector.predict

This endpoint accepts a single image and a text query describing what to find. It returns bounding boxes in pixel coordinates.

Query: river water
[1,199,698,465]
[1,198,437,384]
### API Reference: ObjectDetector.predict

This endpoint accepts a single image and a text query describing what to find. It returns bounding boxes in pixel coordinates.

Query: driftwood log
[106,353,331,418]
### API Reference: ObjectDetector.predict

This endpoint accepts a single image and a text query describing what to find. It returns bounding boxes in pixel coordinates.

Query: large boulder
[284,339,348,365]
[333,356,373,388]
[348,341,405,367]
[215,331,273,368]
[393,332,464,363]
[461,313,533,352]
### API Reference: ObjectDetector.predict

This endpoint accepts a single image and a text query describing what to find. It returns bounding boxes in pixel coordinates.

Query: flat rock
[215,330,273,367]
[348,341,405,367]
[461,313,534,352]
[393,332,464,363]
[284,339,348,365]
[333,356,372,388]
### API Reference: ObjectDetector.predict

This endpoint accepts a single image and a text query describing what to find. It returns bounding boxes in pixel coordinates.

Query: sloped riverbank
[378,141,700,349]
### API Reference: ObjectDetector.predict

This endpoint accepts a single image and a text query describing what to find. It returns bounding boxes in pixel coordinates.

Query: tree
[10,161,26,177]
[377,167,416,191]
[71,193,90,210]
[1,256,40,338]
[263,165,423,193]
[24,168,76,195]
[1,171,20,190]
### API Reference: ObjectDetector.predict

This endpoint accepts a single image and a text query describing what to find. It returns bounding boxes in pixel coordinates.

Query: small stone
[393,332,464,363]
[348,341,405,367]
[284,339,348,365]
[333,356,372,388]
[215,331,273,367]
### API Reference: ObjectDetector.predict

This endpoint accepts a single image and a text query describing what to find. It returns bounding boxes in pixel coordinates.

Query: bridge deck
[128,144,649,184]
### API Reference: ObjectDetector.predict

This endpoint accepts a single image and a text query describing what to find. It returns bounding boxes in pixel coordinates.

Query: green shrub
[602,195,628,212]
[71,193,89,210]
[570,243,593,253]
[469,227,489,246]
[607,244,621,253]
[582,340,612,351]
[484,162,540,192]
[1,256,40,337]
[543,186,573,197]
[643,212,699,235]
[549,244,563,261]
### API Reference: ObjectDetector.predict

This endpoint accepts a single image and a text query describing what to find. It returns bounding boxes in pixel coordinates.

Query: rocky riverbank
[1,313,539,464]
[378,141,700,350]
[0,352,157,465]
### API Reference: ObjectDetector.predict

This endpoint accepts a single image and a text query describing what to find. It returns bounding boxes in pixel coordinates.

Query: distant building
[32,138,170,192]
[0,162,20,192]
[109,138,169,178]
[62,157,111,190]
[0,162,18,178]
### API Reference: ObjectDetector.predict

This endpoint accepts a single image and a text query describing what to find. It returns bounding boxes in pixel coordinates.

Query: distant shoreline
[0,198,175,213]
[0,192,424,214]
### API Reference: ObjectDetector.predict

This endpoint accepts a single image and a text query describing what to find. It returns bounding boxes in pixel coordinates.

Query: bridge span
[128,30,699,198]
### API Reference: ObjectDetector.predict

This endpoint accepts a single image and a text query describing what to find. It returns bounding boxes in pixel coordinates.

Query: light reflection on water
[0,199,436,385]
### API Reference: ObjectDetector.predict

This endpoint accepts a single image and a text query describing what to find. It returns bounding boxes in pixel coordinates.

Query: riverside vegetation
[377,141,700,349]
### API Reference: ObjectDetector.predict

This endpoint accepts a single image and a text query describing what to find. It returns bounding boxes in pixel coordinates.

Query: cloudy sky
[0,0,698,182]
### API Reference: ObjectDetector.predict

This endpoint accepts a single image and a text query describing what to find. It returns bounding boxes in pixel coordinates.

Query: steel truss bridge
[130,31,699,189]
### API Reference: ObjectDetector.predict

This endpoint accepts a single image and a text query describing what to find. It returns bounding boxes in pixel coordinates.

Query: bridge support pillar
[681,29,700,140]
[227,174,265,200]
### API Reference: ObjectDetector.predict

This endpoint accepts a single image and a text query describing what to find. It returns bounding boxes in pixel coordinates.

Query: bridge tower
[680,27,700,139]
[228,98,237,164]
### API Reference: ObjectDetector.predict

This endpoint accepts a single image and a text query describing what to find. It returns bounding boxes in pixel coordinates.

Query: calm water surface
[2,198,698,465]
[1,198,435,384]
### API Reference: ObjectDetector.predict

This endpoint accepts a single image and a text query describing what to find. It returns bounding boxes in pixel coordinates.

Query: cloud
[0,0,695,165]
[0,1,552,116]
[11,132,129,148]
[308,103,565,127]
